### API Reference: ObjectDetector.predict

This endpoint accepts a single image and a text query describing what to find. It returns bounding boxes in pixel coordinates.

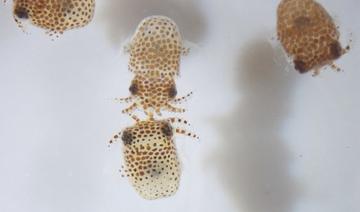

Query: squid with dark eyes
[277,0,349,75]
[109,117,198,200]
[12,0,95,36]
[109,15,199,200]
[115,75,193,117]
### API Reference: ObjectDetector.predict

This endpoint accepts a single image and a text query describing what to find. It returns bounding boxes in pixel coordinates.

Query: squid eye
[14,7,28,19]
[161,123,173,137]
[293,60,307,73]
[129,83,138,95]
[121,130,133,145]
[330,41,342,60]
[168,85,177,98]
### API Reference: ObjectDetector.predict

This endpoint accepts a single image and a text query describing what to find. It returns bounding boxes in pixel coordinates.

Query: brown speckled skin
[130,75,177,111]
[111,16,198,200]
[128,16,185,78]
[121,120,180,200]
[121,74,186,116]
[277,0,344,74]
[13,0,95,34]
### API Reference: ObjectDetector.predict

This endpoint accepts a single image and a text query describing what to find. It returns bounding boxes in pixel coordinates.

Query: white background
[0,0,359,212]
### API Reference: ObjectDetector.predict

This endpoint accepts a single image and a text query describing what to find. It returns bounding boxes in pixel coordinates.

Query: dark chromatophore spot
[330,41,343,60]
[293,59,308,74]
[168,85,177,98]
[129,82,138,95]
[161,123,173,137]
[122,130,133,145]
[14,7,29,19]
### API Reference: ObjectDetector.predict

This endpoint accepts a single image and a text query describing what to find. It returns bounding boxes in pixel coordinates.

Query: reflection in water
[100,0,207,46]
[214,37,300,212]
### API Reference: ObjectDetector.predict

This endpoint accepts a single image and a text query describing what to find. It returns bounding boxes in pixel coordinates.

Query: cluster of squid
[10,0,349,76]
[8,0,351,200]
[109,16,199,200]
